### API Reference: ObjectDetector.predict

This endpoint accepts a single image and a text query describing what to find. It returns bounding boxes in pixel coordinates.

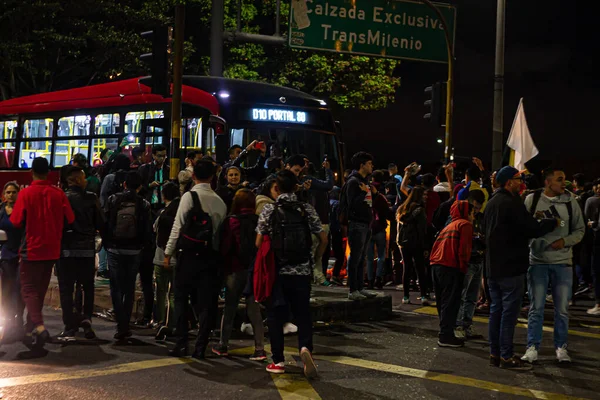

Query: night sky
[339,1,597,178]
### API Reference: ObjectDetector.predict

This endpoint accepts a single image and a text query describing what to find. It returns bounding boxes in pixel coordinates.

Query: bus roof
[182,76,328,109]
[0,77,219,116]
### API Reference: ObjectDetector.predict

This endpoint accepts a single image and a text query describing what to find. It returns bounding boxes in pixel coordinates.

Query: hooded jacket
[429,201,473,273]
[524,191,585,265]
[344,170,373,224]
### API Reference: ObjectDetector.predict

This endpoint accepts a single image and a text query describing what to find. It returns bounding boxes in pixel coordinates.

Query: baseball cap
[32,157,49,175]
[495,166,521,185]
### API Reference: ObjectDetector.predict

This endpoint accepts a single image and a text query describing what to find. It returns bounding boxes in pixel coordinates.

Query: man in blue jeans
[342,152,377,301]
[522,168,584,364]
[483,166,556,370]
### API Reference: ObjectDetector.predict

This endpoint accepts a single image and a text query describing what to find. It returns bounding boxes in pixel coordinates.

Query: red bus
[0,76,342,188]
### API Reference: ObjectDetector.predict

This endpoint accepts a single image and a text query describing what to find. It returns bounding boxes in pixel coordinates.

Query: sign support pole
[420,0,454,163]
[492,0,506,171]
[170,4,185,179]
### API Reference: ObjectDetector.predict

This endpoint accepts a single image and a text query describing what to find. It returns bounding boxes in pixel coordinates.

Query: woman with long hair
[217,166,249,212]
[212,189,266,361]
[397,186,430,305]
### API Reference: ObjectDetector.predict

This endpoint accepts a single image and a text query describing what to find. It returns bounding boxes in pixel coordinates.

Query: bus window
[124,110,164,135]
[58,115,91,137]
[20,140,53,168]
[91,138,119,167]
[24,118,53,139]
[0,142,16,168]
[54,139,89,167]
[204,128,216,157]
[183,118,202,149]
[95,113,120,135]
[0,120,18,140]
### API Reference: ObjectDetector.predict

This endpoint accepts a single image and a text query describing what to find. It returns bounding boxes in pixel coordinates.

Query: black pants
[174,253,219,354]
[331,231,345,278]
[431,264,464,339]
[0,258,23,329]
[56,257,95,330]
[267,275,313,364]
[139,245,155,321]
[401,247,427,298]
[108,252,141,332]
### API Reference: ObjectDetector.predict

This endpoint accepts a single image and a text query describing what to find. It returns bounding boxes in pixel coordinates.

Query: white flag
[507,98,539,170]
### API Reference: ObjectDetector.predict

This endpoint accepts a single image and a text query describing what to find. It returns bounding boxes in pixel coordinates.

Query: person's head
[467,189,485,214]
[193,160,216,183]
[226,166,242,186]
[3,181,19,204]
[32,157,49,180]
[285,154,307,177]
[259,176,280,201]
[132,147,144,163]
[161,181,179,205]
[114,153,132,172]
[421,173,436,189]
[231,188,256,215]
[267,156,284,174]
[72,153,87,168]
[276,169,299,194]
[437,166,448,183]
[573,173,585,189]
[594,179,600,195]
[543,168,566,196]
[451,200,476,224]
[495,166,523,195]
[351,152,374,177]
[152,144,167,167]
[228,145,242,161]
[185,150,203,167]
[388,163,398,176]
[385,181,396,196]
[99,148,112,162]
[371,170,385,194]
[66,166,87,189]
[124,171,143,193]
[466,165,482,183]
[397,185,427,220]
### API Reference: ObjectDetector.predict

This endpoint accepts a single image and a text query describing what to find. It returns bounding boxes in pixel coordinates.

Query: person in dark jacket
[343,152,378,300]
[57,166,105,340]
[216,166,249,212]
[219,141,266,188]
[482,166,556,371]
[104,171,152,340]
[430,200,475,348]
[0,182,24,344]
[367,173,393,290]
[328,187,346,285]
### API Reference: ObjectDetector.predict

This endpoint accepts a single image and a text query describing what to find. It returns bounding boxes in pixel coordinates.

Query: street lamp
[437,138,443,144]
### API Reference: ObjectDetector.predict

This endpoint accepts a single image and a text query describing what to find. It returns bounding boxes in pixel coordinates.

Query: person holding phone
[220,140,267,187]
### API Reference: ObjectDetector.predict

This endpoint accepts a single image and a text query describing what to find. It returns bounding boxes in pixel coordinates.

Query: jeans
[367,230,386,281]
[98,247,108,274]
[56,257,95,330]
[108,252,141,332]
[219,269,264,349]
[0,258,23,327]
[527,264,572,349]
[330,232,346,278]
[592,245,600,303]
[311,224,329,284]
[20,260,55,329]
[154,264,174,328]
[488,275,525,359]
[431,265,464,339]
[401,246,427,298]
[267,275,312,364]
[456,261,483,327]
[139,246,156,321]
[347,221,371,292]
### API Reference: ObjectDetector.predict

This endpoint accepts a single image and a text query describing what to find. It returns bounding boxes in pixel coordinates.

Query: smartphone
[255,141,264,150]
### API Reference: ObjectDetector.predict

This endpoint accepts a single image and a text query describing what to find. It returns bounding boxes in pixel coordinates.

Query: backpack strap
[566,199,573,235]
[189,190,203,212]
[529,189,543,216]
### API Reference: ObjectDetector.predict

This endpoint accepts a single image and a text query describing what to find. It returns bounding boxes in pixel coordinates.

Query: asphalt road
[1,289,599,400]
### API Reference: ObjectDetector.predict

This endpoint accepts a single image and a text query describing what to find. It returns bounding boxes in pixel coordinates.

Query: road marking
[0,357,193,388]
[413,307,600,339]
[318,355,589,400]
[229,346,322,400]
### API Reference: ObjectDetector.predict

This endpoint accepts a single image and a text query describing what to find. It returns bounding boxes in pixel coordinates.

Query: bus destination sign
[250,108,310,124]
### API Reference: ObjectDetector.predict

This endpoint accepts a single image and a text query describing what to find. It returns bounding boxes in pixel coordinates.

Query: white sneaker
[240,322,254,336]
[556,344,572,363]
[521,346,538,363]
[283,323,298,335]
[587,304,600,315]
[359,289,378,299]
[454,326,465,339]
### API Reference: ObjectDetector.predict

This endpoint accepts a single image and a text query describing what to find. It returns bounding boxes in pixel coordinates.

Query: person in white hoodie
[522,168,585,364]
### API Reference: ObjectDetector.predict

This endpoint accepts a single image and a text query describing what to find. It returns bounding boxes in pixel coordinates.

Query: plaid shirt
[257,193,323,275]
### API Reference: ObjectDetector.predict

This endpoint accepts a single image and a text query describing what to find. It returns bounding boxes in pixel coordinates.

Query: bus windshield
[229,127,339,176]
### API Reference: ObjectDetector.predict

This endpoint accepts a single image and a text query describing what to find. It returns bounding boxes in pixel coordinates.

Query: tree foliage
[1,0,401,111]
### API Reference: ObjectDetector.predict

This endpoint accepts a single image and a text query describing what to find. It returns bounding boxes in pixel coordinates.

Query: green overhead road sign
[289,0,456,63]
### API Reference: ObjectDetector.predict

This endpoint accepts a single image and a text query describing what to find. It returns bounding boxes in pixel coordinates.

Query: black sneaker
[249,349,268,361]
[113,330,132,341]
[32,328,51,349]
[155,326,171,341]
[500,356,533,371]
[437,336,465,348]
[211,344,229,357]
[169,345,189,357]
[374,277,384,290]
[191,350,205,360]
[57,329,77,342]
[80,320,96,340]
[134,319,152,328]
[489,355,500,367]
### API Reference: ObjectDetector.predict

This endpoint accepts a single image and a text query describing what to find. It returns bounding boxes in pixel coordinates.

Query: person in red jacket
[10,157,75,350]
[429,200,475,348]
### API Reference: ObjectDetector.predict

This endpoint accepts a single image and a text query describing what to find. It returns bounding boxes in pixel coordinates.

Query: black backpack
[112,196,140,241]
[397,208,422,249]
[232,213,259,268]
[177,191,213,251]
[107,170,128,198]
[528,189,573,235]
[270,200,312,266]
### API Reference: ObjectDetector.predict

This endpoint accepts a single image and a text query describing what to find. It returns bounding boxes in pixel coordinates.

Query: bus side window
[92,114,120,166]
[53,115,91,167]
[0,120,17,168]
[20,118,54,167]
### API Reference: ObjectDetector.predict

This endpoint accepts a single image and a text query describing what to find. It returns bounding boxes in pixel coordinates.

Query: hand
[241,181,250,187]
[550,238,565,250]
[588,221,595,228]
[359,182,368,192]
[246,140,258,152]
[322,160,331,170]
[303,180,312,190]
[150,181,160,188]
[472,157,484,171]
[404,162,416,173]
[164,255,172,269]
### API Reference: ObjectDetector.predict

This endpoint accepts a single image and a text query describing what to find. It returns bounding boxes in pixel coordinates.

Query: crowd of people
[0,140,599,377]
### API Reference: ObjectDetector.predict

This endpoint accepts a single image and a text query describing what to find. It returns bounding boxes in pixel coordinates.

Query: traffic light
[424,82,446,127]
[140,26,172,97]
